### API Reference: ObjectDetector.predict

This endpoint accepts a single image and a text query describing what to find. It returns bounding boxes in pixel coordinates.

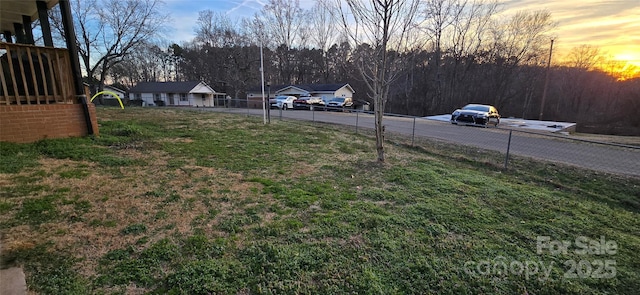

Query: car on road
[293,96,324,110]
[450,104,500,127]
[325,97,353,111]
[270,95,297,110]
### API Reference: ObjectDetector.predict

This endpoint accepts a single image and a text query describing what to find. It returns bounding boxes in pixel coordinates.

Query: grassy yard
[1,107,638,294]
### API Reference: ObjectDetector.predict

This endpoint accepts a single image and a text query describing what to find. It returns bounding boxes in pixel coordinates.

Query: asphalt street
[200,107,640,178]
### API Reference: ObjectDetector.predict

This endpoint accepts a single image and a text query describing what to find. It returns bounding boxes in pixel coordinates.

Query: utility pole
[539,39,554,120]
[260,44,266,124]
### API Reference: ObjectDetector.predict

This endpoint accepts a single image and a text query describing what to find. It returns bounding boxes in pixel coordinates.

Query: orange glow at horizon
[597,59,640,81]
[606,53,640,81]
[499,1,639,80]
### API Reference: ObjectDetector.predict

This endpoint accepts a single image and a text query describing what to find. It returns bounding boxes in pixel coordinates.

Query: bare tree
[50,0,167,90]
[307,0,339,51]
[194,10,246,47]
[262,0,304,49]
[303,1,341,82]
[241,14,270,48]
[485,10,555,107]
[489,10,554,66]
[50,0,100,80]
[419,0,499,110]
[564,44,602,70]
[421,0,458,108]
[336,0,421,162]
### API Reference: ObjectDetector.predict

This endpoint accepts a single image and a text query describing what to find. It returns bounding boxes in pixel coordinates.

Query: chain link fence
[200,99,640,178]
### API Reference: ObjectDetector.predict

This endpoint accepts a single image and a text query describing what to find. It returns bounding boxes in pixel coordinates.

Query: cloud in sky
[226,0,267,17]
[164,0,639,62]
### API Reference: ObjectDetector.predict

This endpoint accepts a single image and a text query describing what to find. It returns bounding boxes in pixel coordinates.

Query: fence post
[411,117,416,146]
[504,130,513,169]
[355,111,359,134]
[312,106,315,123]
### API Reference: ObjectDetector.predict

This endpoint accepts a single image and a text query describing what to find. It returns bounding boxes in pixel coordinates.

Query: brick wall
[0,103,99,143]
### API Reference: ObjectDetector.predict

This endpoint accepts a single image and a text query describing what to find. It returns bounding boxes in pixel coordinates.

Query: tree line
[56,0,639,136]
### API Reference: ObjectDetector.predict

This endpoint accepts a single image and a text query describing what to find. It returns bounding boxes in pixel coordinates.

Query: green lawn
[1,107,638,294]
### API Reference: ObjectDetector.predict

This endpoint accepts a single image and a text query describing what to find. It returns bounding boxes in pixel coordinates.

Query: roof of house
[249,83,353,93]
[129,81,211,93]
[295,83,353,92]
[104,85,127,93]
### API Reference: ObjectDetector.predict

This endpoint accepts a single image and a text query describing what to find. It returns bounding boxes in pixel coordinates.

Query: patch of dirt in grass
[1,226,35,252]
[229,180,259,195]
[291,162,320,178]
[0,148,283,279]
[0,177,12,188]
[260,212,277,226]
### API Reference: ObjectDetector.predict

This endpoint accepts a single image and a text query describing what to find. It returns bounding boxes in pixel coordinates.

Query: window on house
[180,93,188,101]
[135,93,141,100]
[154,93,161,101]
[201,94,206,101]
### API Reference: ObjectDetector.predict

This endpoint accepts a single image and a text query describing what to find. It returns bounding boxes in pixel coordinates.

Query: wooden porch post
[37,1,54,47]
[13,23,25,44]
[59,0,94,135]
[22,15,35,44]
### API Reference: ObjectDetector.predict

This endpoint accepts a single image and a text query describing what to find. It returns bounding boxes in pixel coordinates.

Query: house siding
[131,81,218,107]
[139,93,156,106]
[334,86,353,99]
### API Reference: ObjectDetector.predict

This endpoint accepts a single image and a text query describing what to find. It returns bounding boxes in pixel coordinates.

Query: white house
[245,83,355,108]
[102,85,127,100]
[129,81,224,107]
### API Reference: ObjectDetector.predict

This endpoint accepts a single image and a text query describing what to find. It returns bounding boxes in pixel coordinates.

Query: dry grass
[1,107,638,294]
[0,144,271,278]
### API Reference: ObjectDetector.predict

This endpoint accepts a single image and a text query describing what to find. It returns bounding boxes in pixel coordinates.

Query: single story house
[88,84,128,106]
[129,81,225,107]
[102,85,127,100]
[245,83,355,108]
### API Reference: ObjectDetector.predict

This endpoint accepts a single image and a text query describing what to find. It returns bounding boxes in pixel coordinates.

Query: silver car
[451,104,500,127]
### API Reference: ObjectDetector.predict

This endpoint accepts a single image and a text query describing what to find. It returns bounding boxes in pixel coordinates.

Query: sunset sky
[499,0,640,66]
[165,0,640,66]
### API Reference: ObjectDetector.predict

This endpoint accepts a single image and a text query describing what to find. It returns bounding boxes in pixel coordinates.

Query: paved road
[200,107,640,178]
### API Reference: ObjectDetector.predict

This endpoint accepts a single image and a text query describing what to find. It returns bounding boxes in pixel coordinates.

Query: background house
[90,85,127,106]
[129,81,225,107]
[245,83,355,108]
[102,85,127,100]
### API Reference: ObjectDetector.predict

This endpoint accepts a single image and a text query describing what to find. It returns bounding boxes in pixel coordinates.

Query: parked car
[450,104,500,127]
[270,95,297,110]
[293,96,324,110]
[326,97,353,111]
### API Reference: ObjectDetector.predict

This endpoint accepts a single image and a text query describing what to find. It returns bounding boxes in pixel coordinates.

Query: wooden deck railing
[0,42,75,105]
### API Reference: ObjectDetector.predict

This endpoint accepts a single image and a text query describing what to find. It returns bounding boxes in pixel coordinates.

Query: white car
[270,96,297,110]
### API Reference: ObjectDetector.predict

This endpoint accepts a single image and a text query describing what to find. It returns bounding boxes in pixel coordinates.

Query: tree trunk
[375,96,385,162]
